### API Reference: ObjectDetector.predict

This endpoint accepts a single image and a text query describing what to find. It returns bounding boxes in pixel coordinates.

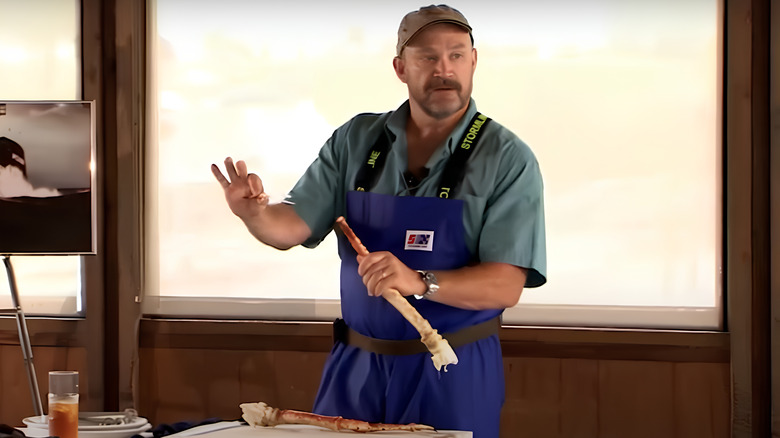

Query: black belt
[332,316,500,356]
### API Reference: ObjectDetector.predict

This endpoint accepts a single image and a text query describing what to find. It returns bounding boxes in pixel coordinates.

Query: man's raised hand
[211,157,269,220]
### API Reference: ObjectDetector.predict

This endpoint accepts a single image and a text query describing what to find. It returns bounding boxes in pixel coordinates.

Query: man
[212,5,546,437]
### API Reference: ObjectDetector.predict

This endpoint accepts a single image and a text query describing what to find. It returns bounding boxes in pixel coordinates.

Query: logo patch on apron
[404,230,434,251]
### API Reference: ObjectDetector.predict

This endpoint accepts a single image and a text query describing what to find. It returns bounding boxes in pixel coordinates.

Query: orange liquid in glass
[48,402,78,438]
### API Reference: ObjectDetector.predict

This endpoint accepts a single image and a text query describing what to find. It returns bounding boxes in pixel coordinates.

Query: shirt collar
[385,98,479,166]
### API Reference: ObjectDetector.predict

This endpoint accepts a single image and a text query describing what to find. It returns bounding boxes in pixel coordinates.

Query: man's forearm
[422,262,527,310]
[241,203,312,250]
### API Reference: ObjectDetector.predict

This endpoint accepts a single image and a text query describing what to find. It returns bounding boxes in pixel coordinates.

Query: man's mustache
[425,78,461,93]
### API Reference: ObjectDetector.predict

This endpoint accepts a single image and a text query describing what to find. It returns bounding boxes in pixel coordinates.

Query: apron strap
[354,112,492,197]
[436,112,490,198]
[354,128,393,192]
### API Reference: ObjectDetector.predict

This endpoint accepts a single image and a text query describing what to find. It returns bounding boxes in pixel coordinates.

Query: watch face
[422,272,438,297]
[415,270,438,299]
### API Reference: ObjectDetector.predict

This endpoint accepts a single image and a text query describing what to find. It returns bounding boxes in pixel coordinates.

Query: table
[169,421,472,438]
[18,420,472,438]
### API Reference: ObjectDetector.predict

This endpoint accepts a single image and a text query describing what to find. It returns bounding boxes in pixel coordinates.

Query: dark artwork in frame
[0,101,96,255]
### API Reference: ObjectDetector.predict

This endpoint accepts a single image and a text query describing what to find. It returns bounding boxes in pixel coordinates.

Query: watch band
[415,270,439,299]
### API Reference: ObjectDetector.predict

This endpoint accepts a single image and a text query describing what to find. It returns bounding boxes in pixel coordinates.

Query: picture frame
[0,101,96,255]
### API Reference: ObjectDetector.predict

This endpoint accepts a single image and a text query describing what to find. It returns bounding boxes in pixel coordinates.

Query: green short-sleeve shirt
[284,99,547,287]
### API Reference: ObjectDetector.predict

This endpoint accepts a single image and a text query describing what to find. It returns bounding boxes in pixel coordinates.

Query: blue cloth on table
[0,424,25,438]
[130,417,227,438]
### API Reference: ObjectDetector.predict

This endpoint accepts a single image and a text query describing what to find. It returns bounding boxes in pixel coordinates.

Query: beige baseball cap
[396,4,472,56]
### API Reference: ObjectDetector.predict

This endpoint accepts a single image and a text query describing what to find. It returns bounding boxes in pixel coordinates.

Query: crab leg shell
[240,402,435,433]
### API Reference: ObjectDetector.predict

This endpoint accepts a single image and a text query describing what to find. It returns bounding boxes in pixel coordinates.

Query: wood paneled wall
[0,319,102,425]
[0,321,734,438]
[501,359,729,438]
[138,348,329,423]
[0,345,89,424]
[133,320,730,438]
[137,350,730,438]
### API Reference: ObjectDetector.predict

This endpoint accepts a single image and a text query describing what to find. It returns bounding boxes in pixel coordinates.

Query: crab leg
[240,402,434,433]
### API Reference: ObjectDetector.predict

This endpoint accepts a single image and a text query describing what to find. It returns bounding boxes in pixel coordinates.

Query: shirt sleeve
[284,126,348,249]
[478,137,547,288]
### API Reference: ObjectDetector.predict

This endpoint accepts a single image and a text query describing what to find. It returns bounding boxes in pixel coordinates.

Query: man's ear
[472,48,478,74]
[393,56,407,83]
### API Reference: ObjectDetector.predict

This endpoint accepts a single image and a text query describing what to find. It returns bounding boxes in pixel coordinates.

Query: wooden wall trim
[140,318,729,363]
[0,318,85,347]
[81,0,108,414]
[725,0,772,436]
[101,0,147,412]
[770,0,779,434]
[140,319,333,352]
[114,0,147,414]
[499,326,729,363]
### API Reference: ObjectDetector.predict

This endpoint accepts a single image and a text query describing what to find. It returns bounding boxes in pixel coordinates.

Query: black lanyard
[353,112,491,198]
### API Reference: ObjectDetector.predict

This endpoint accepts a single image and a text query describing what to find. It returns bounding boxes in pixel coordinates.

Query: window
[0,0,83,316]
[146,0,722,330]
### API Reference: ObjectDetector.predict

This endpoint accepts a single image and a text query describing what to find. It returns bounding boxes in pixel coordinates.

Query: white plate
[23,413,149,431]
[20,423,152,438]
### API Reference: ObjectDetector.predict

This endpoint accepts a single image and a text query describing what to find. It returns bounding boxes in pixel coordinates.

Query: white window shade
[145,0,722,330]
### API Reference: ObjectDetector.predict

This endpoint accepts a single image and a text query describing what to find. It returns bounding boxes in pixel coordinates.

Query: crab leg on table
[240,402,435,433]
[335,216,458,372]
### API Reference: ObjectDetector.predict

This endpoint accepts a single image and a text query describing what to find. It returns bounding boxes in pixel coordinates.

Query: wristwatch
[414,270,439,300]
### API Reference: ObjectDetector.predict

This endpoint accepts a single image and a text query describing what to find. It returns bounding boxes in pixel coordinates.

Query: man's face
[394,23,477,120]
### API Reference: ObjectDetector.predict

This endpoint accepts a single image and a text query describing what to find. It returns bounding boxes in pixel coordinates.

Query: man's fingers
[223,157,240,182]
[358,255,388,278]
[235,160,249,178]
[211,164,230,188]
[255,192,270,207]
[214,158,265,201]
[247,173,264,197]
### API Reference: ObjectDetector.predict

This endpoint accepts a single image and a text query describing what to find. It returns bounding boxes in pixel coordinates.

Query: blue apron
[313,114,505,438]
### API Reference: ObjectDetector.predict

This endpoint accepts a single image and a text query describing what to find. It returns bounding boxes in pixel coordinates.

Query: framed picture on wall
[0,101,96,255]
